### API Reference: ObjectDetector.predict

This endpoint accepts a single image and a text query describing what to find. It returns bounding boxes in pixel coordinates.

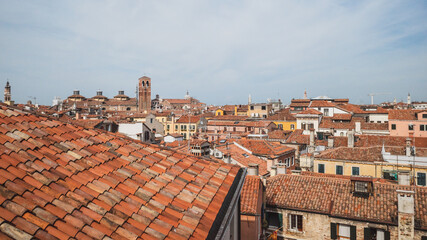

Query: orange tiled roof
[389,109,419,120]
[0,105,243,239]
[240,176,261,215]
[176,115,201,123]
[331,114,352,121]
[236,139,294,158]
[216,144,268,176]
[266,174,427,228]
[208,115,248,121]
[285,129,309,145]
[296,108,322,115]
[290,99,310,107]
[268,130,292,140]
[309,100,336,108]
[266,109,296,121]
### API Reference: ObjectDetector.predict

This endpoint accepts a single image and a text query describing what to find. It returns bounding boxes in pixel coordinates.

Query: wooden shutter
[364,228,371,240]
[330,223,337,239]
[350,225,357,240]
[384,231,391,240]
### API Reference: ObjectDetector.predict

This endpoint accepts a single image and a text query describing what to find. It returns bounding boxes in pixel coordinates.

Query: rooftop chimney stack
[224,154,231,164]
[328,136,334,148]
[347,129,354,148]
[270,166,277,177]
[398,170,411,185]
[406,138,411,157]
[248,163,259,176]
[276,163,287,175]
[397,190,415,240]
[355,122,361,134]
[291,169,302,175]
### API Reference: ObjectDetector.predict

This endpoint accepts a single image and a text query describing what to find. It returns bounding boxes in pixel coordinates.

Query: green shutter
[278,213,283,229]
[385,231,391,240]
[331,223,337,239]
[350,225,357,240]
[364,228,371,240]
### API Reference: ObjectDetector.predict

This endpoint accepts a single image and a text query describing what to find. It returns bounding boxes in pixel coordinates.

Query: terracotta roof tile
[0,105,243,239]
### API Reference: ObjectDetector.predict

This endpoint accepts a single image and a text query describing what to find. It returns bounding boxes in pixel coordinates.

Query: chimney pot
[398,170,411,185]
[270,166,277,177]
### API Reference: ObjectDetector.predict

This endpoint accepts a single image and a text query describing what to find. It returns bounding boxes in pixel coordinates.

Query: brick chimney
[397,190,414,240]
[248,163,259,176]
[355,121,361,133]
[308,128,315,153]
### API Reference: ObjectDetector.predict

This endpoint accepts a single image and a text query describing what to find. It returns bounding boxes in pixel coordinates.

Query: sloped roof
[296,108,322,115]
[309,100,336,108]
[236,139,294,158]
[389,109,418,120]
[266,174,427,229]
[285,129,309,145]
[266,109,296,121]
[240,176,262,215]
[216,144,268,176]
[0,105,242,239]
[176,115,201,124]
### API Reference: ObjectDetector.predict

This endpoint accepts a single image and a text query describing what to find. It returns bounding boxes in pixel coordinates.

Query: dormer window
[354,181,368,193]
[350,177,373,195]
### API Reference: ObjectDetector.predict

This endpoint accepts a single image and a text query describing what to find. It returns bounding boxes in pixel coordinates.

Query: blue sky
[0,1,426,106]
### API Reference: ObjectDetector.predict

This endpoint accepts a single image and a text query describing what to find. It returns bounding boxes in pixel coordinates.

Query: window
[331,223,356,240]
[408,124,414,130]
[318,164,325,173]
[324,109,329,116]
[126,107,131,111]
[261,105,266,110]
[181,125,187,131]
[423,114,427,118]
[278,124,283,129]
[167,125,170,131]
[421,125,425,131]
[289,214,303,232]
[336,165,343,175]
[352,167,360,176]
[391,124,396,130]
[175,125,178,130]
[418,172,426,186]
[250,106,254,110]
[267,212,283,229]
[301,123,306,130]
[182,133,187,139]
[291,124,295,130]
[150,118,153,123]
[364,228,390,240]
[354,181,368,193]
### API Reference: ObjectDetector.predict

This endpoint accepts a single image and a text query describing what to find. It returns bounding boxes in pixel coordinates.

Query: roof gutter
[207,168,247,240]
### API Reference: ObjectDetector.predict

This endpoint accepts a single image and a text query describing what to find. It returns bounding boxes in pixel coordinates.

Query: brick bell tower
[138,76,151,113]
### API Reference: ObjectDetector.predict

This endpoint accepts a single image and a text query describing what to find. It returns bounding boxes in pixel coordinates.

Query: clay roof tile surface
[0,105,242,239]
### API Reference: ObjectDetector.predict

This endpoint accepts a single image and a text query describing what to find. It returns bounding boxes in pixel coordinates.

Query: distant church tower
[138,76,151,113]
[304,90,308,99]
[407,93,411,105]
[4,81,11,105]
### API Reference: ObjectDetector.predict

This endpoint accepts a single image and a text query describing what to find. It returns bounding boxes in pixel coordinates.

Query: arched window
[146,81,150,87]
[142,81,145,87]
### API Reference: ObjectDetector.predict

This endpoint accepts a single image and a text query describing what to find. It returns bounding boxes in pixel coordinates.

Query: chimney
[406,138,411,157]
[291,169,302,175]
[328,136,334,148]
[270,166,277,177]
[76,112,80,120]
[248,163,259,176]
[224,154,231,164]
[276,163,287,175]
[309,128,315,146]
[347,129,354,148]
[398,170,411,185]
[355,121,361,133]
[397,190,414,240]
